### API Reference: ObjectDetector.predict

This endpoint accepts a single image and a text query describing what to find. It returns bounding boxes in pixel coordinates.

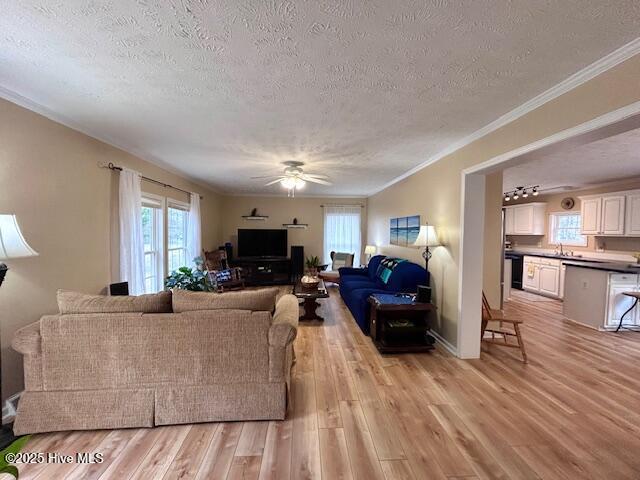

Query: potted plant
[305,255,321,277]
[165,257,214,291]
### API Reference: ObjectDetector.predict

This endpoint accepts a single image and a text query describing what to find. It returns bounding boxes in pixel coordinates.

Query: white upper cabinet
[504,203,546,235]
[504,207,515,235]
[626,192,640,236]
[601,195,626,235]
[580,191,638,236]
[580,197,601,235]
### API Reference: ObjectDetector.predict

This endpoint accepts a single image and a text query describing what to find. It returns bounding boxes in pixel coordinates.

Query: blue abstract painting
[390,215,420,246]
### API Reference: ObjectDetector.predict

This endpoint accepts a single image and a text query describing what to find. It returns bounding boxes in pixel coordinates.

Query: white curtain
[323,205,362,265]
[186,192,201,265]
[119,169,145,295]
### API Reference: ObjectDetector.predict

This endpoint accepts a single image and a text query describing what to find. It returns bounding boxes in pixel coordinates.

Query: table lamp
[364,245,376,265]
[412,224,440,272]
[0,215,38,448]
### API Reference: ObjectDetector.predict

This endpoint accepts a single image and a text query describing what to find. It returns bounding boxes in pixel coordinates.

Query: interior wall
[506,179,640,256]
[483,171,505,307]
[368,53,640,349]
[219,196,367,264]
[0,98,222,401]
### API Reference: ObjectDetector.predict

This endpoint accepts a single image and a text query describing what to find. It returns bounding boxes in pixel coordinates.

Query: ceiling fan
[251,161,332,197]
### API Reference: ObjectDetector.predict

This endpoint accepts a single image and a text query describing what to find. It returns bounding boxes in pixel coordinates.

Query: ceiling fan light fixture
[281,177,296,189]
[294,177,305,189]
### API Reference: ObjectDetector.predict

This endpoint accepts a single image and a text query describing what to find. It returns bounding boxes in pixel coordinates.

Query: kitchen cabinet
[504,203,546,235]
[539,264,560,297]
[601,195,626,235]
[523,256,562,298]
[523,258,539,291]
[580,197,601,235]
[580,191,633,236]
[626,192,640,236]
[504,207,515,235]
[606,274,640,328]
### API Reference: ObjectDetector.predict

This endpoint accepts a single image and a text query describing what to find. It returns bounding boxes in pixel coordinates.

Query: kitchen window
[549,212,587,247]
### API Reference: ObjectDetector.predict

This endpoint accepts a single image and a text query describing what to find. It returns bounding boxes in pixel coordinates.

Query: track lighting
[503,185,540,202]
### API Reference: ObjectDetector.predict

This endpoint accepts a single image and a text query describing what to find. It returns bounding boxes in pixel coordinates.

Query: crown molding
[0,85,221,196]
[368,36,640,197]
[221,192,367,199]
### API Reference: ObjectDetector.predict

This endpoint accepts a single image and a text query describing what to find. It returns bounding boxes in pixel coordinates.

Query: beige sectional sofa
[11,288,298,435]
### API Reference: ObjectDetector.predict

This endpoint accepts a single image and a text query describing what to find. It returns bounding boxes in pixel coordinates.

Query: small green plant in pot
[305,255,321,277]
[165,257,214,291]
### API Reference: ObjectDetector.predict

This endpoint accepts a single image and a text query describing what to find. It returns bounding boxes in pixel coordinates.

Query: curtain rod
[102,162,203,199]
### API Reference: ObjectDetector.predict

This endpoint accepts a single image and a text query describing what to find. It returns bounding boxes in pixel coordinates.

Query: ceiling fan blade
[301,173,330,180]
[305,177,332,186]
[251,174,284,180]
[264,178,284,186]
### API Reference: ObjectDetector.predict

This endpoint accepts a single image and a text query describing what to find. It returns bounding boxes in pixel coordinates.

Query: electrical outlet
[582,281,589,289]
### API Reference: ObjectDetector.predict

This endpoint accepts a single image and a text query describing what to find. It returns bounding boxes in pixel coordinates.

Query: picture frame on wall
[390,215,420,247]
[390,218,399,245]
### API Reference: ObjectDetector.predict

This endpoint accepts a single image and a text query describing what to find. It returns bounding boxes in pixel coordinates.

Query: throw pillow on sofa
[376,257,407,284]
[57,289,172,314]
[172,287,279,313]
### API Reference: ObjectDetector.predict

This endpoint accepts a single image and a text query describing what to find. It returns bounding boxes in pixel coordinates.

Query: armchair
[319,251,355,285]
[203,249,245,292]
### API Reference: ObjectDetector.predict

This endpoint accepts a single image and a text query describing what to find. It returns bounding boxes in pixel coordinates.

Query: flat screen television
[237,229,288,258]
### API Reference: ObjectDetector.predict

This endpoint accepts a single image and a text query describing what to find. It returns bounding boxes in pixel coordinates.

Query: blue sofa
[338,255,428,334]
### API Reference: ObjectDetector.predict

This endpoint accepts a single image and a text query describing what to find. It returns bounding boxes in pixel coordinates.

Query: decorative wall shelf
[242,215,269,220]
[283,223,308,229]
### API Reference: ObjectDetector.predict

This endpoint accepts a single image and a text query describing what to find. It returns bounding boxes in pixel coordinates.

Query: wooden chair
[203,249,245,292]
[481,291,527,363]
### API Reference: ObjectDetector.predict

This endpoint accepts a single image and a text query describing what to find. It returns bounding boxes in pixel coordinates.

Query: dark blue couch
[338,255,428,334]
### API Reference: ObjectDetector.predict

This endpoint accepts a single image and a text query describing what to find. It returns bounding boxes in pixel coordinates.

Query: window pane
[168,208,187,250]
[142,207,153,252]
[551,213,586,246]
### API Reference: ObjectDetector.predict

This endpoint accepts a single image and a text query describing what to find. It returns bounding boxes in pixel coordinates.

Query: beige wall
[219,196,367,264]
[0,98,222,400]
[506,180,640,255]
[368,54,640,348]
[483,171,505,307]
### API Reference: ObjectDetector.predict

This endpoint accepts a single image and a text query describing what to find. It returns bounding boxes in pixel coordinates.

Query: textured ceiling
[1,1,639,195]
[503,127,640,193]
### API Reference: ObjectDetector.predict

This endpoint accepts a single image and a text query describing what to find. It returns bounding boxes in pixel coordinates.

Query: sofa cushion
[57,290,172,314]
[172,287,278,313]
[376,257,407,284]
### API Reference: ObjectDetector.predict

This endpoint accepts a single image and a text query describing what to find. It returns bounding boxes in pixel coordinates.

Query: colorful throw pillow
[375,257,407,284]
[214,269,233,283]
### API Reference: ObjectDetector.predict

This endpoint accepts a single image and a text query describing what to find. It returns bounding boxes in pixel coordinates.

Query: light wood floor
[11,287,640,479]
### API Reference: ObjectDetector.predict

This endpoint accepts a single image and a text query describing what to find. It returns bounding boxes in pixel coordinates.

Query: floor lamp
[0,215,38,448]
[412,224,440,273]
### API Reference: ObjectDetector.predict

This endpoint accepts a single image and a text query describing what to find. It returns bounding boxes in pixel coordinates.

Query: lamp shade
[364,245,376,255]
[0,215,38,260]
[412,225,440,248]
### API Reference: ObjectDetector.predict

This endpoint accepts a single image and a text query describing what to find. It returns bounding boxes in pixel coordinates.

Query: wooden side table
[368,293,436,353]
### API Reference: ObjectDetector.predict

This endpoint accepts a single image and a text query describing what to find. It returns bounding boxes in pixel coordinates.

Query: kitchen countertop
[506,251,604,263]
[506,250,640,274]
[561,260,640,274]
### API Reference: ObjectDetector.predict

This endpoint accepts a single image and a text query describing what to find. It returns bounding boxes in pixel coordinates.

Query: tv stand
[232,257,291,286]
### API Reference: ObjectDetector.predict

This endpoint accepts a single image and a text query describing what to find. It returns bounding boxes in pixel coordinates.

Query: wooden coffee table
[293,278,330,321]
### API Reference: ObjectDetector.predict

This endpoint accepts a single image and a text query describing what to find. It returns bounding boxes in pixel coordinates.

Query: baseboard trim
[430,330,458,357]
